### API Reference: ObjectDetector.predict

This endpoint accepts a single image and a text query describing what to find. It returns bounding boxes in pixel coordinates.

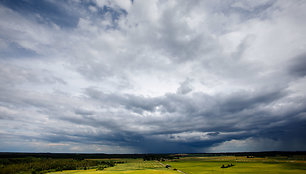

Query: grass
[48,156,306,174]
[161,156,306,174]
[49,159,178,174]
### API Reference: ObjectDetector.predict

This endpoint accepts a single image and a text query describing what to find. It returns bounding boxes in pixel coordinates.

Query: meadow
[1,153,306,174]
[48,159,177,174]
[48,156,306,174]
[160,156,306,174]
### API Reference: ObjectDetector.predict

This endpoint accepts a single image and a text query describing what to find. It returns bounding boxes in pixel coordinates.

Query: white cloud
[0,0,306,153]
[207,138,283,152]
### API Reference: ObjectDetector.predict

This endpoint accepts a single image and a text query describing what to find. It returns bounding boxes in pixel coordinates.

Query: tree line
[0,157,118,174]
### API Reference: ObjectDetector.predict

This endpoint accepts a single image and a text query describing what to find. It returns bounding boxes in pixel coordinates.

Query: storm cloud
[0,0,306,153]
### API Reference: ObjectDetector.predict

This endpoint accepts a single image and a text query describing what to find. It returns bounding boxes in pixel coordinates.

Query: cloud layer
[0,0,306,153]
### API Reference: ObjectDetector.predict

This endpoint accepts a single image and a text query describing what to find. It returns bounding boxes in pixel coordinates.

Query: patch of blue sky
[81,1,128,30]
[0,42,38,59]
[0,0,79,28]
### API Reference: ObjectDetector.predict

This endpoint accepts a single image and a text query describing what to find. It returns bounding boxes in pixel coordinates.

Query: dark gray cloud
[289,53,306,77]
[0,0,306,153]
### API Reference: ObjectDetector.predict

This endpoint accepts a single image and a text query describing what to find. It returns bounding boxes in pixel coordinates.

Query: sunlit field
[161,156,306,174]
[49,159,177,174]
[48,156,306,174]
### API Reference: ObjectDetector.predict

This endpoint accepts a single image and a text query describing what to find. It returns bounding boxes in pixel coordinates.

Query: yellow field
[48,156,306,174]
[48,159,178,174]
[161,156,306,174]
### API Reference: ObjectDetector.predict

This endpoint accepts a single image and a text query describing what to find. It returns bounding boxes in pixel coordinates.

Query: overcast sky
[0,0,306,153]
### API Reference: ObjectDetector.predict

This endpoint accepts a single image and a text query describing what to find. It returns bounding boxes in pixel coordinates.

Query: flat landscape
[1,153,306,173]
[46,156,306,174]
[160,156,306,174]
[49,159,177,174]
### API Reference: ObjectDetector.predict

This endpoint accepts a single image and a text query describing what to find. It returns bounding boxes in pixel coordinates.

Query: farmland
[48,156,306,174]
[1,153,306,174]
[49,159,177,174]
[160,156,306,174]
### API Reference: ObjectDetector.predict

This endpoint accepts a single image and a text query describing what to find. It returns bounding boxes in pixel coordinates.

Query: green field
[47,156,306,174]
[161,156,306,174]
[48,159,178,174]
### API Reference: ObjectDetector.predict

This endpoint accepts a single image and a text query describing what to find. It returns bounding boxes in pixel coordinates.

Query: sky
[0,0,306,153]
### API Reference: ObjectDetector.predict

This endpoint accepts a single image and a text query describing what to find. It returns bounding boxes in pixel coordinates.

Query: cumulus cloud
[0,0,306,153]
